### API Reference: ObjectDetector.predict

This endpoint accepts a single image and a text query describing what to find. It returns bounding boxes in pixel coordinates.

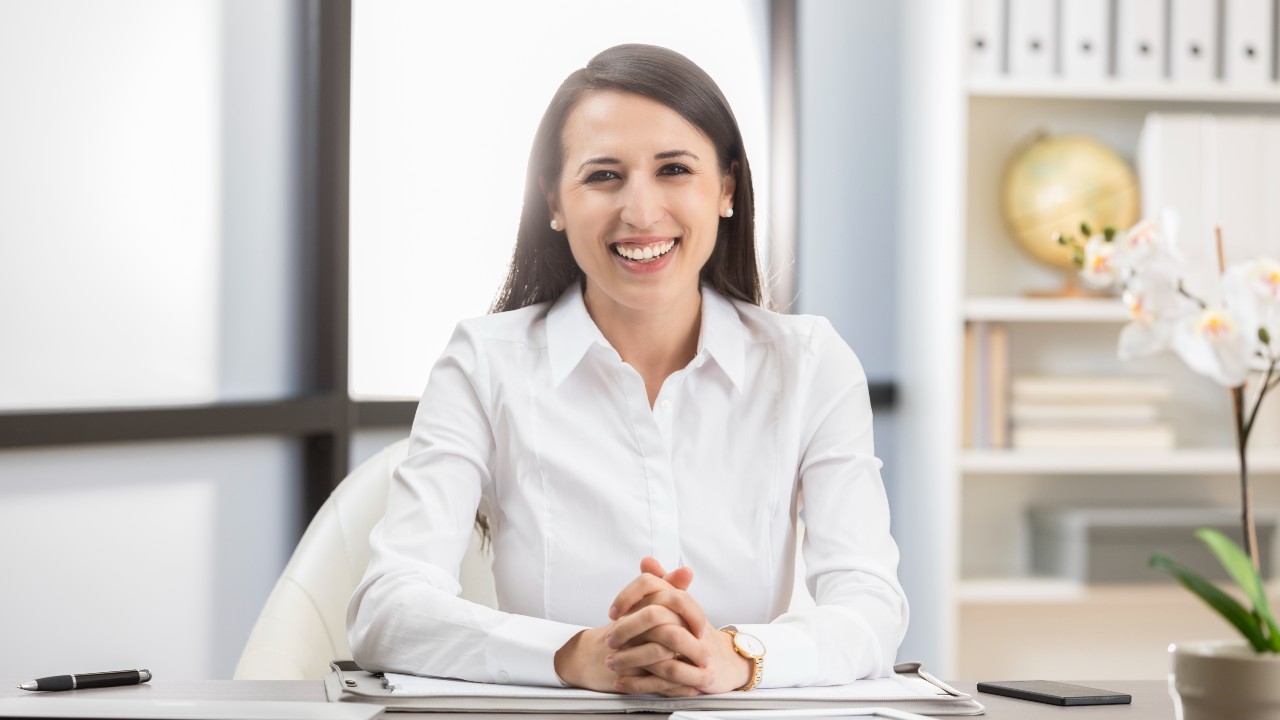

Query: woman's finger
[628,658,715,692]
[614,588,707,640]
[610,626,712,670]
[639,556,666,577]
[607,604,689,649]
[658,685,703,698]
[639,556,694,592]
[614,668,704,695]
[609,573,671,620]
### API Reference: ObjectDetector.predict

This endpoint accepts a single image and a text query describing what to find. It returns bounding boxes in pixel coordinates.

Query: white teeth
[614,240,676,262]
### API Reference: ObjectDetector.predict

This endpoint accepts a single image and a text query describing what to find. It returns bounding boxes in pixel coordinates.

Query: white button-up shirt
[347,285,908,688]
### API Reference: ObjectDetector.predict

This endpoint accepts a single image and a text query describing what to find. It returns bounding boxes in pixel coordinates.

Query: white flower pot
[1171,640,1280,720]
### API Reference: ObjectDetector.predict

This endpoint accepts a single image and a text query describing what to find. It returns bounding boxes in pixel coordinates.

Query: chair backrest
[234,438,497,679]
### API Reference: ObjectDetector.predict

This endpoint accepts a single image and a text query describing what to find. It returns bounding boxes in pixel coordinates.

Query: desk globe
[1000,134,1139,291]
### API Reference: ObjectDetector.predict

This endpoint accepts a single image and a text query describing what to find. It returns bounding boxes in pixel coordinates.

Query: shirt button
[659,399,672,412]
[497,670,510,684]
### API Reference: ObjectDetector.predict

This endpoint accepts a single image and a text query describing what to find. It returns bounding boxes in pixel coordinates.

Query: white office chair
[234,438,497,680]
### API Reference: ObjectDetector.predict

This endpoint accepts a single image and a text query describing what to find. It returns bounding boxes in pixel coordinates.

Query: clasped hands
[553,557,752,696]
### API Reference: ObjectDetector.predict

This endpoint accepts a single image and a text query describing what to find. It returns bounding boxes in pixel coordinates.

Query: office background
[0,0,908,680]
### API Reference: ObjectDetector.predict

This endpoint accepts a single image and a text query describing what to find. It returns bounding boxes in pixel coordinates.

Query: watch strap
[720,628,764,691]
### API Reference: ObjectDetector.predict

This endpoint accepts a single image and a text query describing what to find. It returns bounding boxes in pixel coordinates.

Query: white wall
[0,0,304,679]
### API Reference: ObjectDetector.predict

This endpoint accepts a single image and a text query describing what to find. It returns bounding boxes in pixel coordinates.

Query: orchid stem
[1218,225,1262,574]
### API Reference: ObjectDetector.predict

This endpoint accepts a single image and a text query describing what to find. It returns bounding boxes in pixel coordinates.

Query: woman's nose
[619,178,665,229]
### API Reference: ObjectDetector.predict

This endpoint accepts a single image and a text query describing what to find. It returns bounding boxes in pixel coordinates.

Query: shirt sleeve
[346,322,587,686]
[734,318,909,688]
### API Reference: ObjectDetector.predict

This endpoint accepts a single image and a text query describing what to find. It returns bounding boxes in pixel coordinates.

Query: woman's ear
[539,177,562,229]
[721,162,742,204]
[721,161,738,210]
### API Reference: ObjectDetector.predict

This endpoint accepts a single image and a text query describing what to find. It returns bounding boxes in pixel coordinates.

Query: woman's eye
[659,164,691,176]
[585,170,620,183]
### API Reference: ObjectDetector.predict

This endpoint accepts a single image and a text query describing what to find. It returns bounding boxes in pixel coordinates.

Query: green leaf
[1195,529,1280,651]
[1104,226,1117,241]
[1080,222,1093,237]
[1260,327,1272,345]
[1149,553,1270,652]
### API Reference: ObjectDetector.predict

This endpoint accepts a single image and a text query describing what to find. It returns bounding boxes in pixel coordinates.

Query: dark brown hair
[490,43,762,313]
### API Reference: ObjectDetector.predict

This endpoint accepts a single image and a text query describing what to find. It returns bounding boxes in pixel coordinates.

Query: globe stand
[1023,274,1112,299]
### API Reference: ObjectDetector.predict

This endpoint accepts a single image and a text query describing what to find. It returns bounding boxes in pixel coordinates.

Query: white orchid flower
[1222,258,1280,366]
[1080,234,1121,288]
[1172,305,1252,387]
[1115,208,1183,274]
[1118,270,1186,358]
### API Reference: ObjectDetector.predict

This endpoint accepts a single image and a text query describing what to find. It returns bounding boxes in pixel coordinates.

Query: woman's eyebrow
[654,149,698,161]
[577,156,620,174]
[576,150,701,175]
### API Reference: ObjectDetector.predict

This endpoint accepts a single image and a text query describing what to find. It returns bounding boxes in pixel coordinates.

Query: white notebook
[325,660,986,715]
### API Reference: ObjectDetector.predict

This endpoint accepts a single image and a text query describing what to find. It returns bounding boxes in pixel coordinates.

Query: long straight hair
[490,44,762,314]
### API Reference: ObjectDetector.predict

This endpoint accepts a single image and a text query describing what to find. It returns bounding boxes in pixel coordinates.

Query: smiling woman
[347,44,909,697]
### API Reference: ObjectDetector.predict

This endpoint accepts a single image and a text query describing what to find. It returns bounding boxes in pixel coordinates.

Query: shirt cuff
[732,622,817,689]
[485,613,588,687]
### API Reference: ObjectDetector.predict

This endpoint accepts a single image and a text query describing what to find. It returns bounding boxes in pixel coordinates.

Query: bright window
[349,0,771,398]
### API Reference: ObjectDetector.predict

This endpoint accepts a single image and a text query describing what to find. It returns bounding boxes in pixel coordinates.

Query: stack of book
[1009,374,1176,451]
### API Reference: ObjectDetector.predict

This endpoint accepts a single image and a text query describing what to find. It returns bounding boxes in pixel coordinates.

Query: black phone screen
[977,680,1132,706]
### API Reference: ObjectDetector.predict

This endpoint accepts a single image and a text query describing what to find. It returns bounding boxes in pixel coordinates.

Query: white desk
[1,678,1175,718]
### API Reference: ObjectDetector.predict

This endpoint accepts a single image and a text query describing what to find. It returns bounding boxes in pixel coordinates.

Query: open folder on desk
[322,661,985,715]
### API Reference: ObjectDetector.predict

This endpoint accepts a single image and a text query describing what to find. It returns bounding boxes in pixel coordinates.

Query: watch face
[734,633,765,658]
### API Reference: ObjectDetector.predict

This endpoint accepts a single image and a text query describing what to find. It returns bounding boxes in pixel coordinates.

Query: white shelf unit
[963,296,1128,322]
[898,0,1280,682]
[968,77,1280,104]
[961,448,1280,475]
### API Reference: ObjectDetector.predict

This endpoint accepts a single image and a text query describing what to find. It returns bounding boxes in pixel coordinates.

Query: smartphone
[976,680,1132,706]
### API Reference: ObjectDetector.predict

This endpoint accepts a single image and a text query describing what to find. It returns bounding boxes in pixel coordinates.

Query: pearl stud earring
[550,219,560,231]
[723,207,734,218]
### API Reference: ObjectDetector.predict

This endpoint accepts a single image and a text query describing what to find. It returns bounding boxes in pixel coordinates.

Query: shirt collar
[546,283,609,387]
[545,283,748,392]
[696,286,747,393]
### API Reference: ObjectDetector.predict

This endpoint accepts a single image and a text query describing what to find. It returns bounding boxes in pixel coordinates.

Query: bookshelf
[898,0,1280,681]
[960,448,1280,475]
[968,77,1280,104]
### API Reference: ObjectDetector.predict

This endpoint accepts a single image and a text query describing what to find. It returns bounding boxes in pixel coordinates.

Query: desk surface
[1,679,1174,719]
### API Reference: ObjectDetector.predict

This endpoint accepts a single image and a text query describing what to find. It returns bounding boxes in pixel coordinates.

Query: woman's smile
[610,237,680,272]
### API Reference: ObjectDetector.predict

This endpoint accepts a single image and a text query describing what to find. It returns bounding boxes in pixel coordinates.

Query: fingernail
[605,634,617,649]
[608,605,619,619]
[605,658,617,671]
[614,681,625,692]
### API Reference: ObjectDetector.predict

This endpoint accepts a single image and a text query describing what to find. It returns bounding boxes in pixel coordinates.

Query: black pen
[18,669,151,692]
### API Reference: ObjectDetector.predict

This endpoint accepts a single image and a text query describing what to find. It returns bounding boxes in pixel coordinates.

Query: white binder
[1213,116,1269,263]
[1169,0,1218,83]
[1116,0,1167,82]
[1223,0,1275,86]
[1008,0,1056,78]
[1061,0,1110,80]
[968,0,1005,79]
[1266,121,1280,255]
[1139,114,1280,297]
[1137,113,1215,297]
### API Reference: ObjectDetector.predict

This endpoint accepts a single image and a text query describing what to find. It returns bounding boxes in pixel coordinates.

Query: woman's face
[550,90,735,317]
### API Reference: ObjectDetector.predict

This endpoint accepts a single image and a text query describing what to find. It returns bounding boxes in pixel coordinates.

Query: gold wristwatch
[720,627,765,691]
